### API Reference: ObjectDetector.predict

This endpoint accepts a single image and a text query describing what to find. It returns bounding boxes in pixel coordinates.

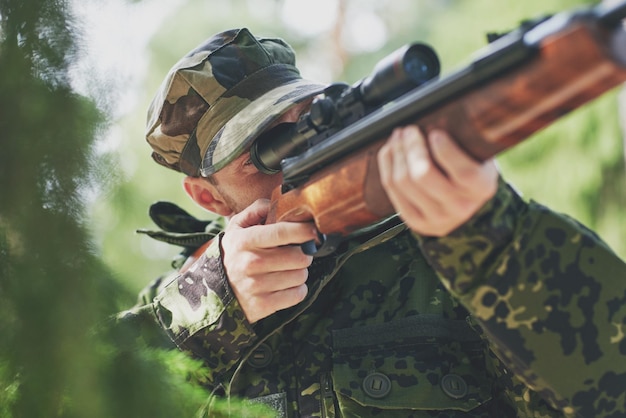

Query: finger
[428,130,500,201]
[378,127,405,187]
[384,181,427,229]
[241,245,313,275]
[401,125,434,182]
[229,199,271,228]
[243,281,309,324]
[383,126,446,188]
[260,284,308,316]
[245,221,318,249]
[389,129,410,183]
[427,130,485,184]
[245,268,309,294]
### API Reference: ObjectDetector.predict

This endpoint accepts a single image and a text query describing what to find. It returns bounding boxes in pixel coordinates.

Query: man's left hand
[378,125,499,237]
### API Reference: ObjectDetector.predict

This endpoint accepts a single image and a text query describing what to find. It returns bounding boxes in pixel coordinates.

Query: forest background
[96,0,626,294]
[1,0,624,416]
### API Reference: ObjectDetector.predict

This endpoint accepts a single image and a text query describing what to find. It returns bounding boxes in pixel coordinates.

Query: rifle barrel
[281,2,626,189]
[270,1,626,238]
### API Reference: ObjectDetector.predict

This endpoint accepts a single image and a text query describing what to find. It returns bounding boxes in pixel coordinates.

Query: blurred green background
[91,0,626,300]
[1,0,624,416]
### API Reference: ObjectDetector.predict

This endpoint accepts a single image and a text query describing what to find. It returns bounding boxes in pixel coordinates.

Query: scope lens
[403,45,440,85]
[358,42,440,105]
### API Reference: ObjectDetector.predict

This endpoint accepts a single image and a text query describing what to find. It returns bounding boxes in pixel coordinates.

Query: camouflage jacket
[125,179,626,418]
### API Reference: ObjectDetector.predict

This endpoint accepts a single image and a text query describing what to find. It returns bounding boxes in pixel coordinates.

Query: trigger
[300,233,342,257]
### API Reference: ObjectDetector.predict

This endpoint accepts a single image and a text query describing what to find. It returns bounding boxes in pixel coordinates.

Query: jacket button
[440,374,468,399]
[247,343,273,368]
[362,372,391,399]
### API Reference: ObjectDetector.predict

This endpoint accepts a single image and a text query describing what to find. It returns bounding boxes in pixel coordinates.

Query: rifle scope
[251,43,440,175]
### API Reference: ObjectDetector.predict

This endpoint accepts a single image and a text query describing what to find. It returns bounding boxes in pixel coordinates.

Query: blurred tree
[0,0,272,416]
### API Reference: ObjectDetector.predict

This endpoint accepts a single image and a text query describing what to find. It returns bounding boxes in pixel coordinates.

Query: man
[129,28,626,417]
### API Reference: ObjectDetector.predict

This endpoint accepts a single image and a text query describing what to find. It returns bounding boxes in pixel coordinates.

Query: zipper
[320,372,337,418]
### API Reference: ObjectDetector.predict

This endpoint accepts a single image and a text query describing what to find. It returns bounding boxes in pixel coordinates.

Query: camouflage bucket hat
[146,28,326,176]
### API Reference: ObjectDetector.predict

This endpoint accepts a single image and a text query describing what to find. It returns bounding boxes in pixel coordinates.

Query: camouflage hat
[146,28,325,177]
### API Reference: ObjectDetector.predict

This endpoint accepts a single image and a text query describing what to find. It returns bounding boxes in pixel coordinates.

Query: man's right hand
[220,199,317,324]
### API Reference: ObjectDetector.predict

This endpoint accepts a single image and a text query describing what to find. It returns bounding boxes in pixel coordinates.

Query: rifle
[251,1,626,256]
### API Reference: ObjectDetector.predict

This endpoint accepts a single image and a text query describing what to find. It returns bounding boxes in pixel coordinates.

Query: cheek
[234,173,282,208]
[256,173,283,198]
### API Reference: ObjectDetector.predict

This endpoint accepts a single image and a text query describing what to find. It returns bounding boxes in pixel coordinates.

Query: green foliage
[0,0,268,416]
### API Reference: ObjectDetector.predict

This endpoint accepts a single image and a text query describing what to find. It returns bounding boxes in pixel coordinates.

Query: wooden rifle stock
[267,3,626,244]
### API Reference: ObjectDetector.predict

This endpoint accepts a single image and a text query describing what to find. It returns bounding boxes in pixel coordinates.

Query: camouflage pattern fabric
[124,179,626,417]
[136,201,225,269]
[417,178,626,417]
[145,28,325,177]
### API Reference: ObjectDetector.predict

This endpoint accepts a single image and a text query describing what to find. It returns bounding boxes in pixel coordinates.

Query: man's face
[208,101,311,214]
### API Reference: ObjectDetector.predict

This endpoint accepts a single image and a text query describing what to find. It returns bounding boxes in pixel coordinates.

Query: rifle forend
[266,1,626,255]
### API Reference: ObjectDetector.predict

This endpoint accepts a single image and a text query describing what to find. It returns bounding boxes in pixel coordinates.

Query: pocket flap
[332,315,493,412]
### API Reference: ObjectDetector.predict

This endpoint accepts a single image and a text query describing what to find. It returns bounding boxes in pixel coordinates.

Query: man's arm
[379,126,626,416]
[418,178,626,416]
[140,201,315,391]
[145,237,256,390]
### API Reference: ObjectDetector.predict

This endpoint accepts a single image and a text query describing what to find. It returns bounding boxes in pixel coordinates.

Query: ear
[182,176,233,217]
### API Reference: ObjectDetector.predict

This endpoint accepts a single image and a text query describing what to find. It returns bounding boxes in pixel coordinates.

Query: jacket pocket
[331,315,493,416]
